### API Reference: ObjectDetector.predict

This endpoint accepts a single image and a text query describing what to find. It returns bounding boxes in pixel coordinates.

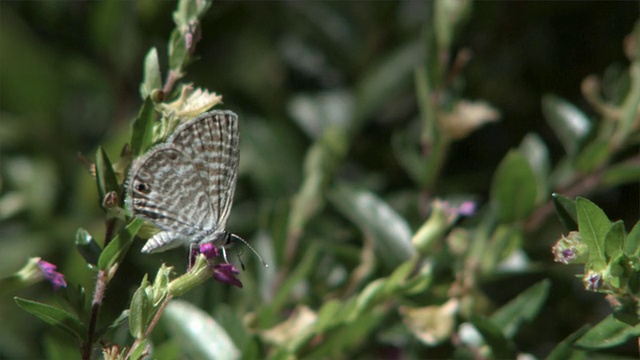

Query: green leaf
[140,47,162,99]
[305,307,386,359]
[552,193,578,231]
[624,220,640,257]
[604,220,625,260]
[602,162,640,188]
[542,95,591,156]
[288,90,354,139]
[95,146,120,210]
[469,315,516,359]
[269,242,321,315]
[162,300,240,360]
[490,150,537,223]
[130,97,157,156]
[98,218,144,270]
[15,297,86,343]
[129,277,151,339]
[316,299,344,332]
[518,133,550,204]
[75,228,102,265]
[575,314,640,349]
[168,28,187,72]
[329,182,415,269]
[354,40,424,127]
[546,326,590,360]
[490,280,551,339]
[576,197,611,264]
[434,0,472,50]
[287,128,348,240]
[575,139,610,172]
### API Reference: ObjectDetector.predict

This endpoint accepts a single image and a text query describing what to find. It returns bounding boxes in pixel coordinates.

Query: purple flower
[584,271,603,292]
[456,201,476,216]
[199,242,220,259]
[212,263,243,288]
[189,242,243,288]
[37,260,67,290]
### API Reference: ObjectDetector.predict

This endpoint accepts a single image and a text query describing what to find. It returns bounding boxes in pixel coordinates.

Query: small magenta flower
[199,242,220,259]
[189,241,243,288]
[212,263,243,288]
[583,271,603,292]
[36,260,67,290]
[552,231,588,265]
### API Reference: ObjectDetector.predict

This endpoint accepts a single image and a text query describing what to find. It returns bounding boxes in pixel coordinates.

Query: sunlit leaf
[604,220,625,260]
[576,197,611,264]
[576,314,640,349]
[140,47,162,99]
[519,133,550,204]
[98,218,144,270]
[542,95,591,156]
[15,297,86,343]
[491,150,537,223]
[162,300,240,360]
[329,182,415,269]
[490,280,551,339]
[130,98,157,156]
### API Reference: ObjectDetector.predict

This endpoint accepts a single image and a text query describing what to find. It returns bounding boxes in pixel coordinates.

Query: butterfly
[127,110,241,254]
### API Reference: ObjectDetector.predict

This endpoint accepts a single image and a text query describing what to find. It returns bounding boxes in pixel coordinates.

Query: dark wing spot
[135,181,151,194]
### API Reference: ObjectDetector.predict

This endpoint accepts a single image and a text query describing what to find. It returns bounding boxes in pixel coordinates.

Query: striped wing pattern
[127,110,240,253]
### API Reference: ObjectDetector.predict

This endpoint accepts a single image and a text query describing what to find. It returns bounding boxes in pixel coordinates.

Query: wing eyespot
[135,181,151,194]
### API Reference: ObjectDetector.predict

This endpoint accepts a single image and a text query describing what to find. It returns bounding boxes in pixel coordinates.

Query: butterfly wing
[167,110,240,231]
[128,145,216,252]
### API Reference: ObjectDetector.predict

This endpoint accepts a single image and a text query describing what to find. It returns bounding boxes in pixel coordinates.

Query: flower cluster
[190,242,243,288]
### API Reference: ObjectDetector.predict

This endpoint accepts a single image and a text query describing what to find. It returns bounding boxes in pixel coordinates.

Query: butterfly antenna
[229,233,269,268]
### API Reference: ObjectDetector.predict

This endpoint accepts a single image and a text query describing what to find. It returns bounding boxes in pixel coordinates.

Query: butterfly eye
[135,182,151,194]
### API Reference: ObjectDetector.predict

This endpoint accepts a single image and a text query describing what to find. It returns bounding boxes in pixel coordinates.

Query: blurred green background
[1,1,639,358]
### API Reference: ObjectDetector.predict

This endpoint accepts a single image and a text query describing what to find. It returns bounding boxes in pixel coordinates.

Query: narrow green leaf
[546,325,590,360]
[305,308,385,359]
[130,97,157,156]
[354,40,423,127]
[329,182,415,269]
[490,280,551,339]
[542,95,591,156]
[129,278,151,339]
[576,197,611,263]
[316,299,344,332]
[519,133,550,204]
[270,243,321,313]
[75,228,102,265]
[287,128,348,240]
[552,193,578,231]
[490,150,537,223]
[602,163,640,188]
[163,300,240,360]
[469,315,516,359]
[604,220,625,260]
[575,314,640,349]
[288,90,354,139]
[140,47,162,99]
[15,297,87,343]
[575,139,610,173]
[95,147,120,209]
[616,62,640,145]
[624,220,640,257]
[98,218,144,270]
[434,0,472,50]
[168,28,187,72]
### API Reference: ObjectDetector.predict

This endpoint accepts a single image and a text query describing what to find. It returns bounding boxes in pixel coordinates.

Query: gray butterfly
[127,110,240,253]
